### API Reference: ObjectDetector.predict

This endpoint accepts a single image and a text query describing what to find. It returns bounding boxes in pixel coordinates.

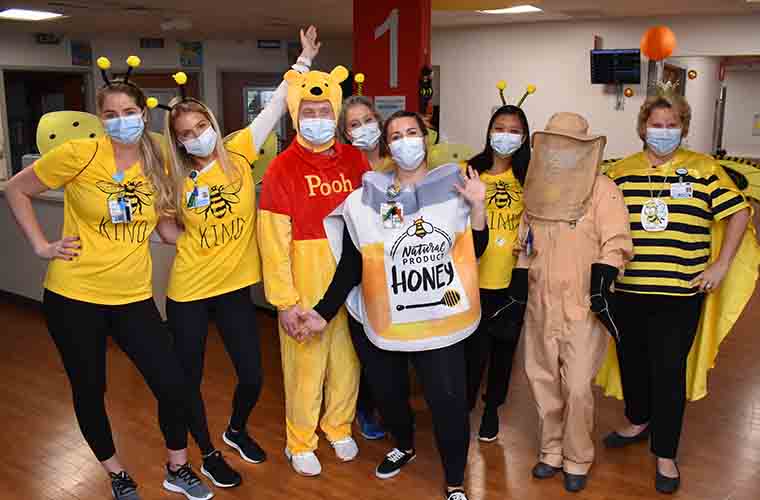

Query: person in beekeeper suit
[495,112,633,492]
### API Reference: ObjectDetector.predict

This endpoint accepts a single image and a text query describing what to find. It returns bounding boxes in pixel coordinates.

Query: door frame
[216,68,284,135]
[0,65,93,179]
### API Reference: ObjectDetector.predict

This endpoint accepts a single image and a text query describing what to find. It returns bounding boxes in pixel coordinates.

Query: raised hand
[454,165,486,208]
[300,25,321,61]
[35,236,80,261]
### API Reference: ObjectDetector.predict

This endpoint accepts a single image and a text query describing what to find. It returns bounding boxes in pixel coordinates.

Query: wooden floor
[2,293,760,500]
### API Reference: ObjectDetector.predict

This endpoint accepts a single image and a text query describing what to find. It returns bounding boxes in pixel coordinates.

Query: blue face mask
[646,127,682,157]
[300,118,336,146]
[104,113,145,144]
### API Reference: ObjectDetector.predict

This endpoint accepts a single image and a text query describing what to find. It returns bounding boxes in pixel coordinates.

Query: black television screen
[590,49,641,84]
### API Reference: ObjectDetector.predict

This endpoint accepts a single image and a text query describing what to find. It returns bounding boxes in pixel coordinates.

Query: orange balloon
[640,26,677,61]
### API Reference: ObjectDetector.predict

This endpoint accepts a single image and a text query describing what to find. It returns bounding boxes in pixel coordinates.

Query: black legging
[166,286,263,455]
[464,288,522,411]
[43,290,189,462]
[348,315,470,487]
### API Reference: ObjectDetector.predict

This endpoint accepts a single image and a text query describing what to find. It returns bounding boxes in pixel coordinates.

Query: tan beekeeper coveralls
[518,112,633,475]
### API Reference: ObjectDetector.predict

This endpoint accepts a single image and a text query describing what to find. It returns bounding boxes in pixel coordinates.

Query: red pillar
[352,0,432,114]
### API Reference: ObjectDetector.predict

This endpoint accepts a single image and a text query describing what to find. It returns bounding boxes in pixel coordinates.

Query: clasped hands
[279,305,328,343]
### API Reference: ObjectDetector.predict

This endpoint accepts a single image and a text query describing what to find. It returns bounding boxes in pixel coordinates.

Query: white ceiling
[0,0,759,39]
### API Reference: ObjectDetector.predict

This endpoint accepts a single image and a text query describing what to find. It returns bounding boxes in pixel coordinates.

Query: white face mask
[350,122,381,151]
[104,113,144,144]
[490,132,524,157]
[646,127,682,157]
[390,137,426,171]
[300,118,336,146]
[181,126,218,158]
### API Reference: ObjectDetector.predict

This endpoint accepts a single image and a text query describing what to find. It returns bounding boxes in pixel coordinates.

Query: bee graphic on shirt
[408,218,434,239]
[96,180,153,215]
[196,180,241,220]
[486,180,521,209]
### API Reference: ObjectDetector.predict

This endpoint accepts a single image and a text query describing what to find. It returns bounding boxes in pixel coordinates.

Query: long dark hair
[468,105,530,186]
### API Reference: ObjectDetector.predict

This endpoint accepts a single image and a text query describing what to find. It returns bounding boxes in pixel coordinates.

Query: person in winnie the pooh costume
[257,65,371,477]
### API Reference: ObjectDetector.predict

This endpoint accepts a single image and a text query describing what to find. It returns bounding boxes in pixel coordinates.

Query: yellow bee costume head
[283,65,349,152]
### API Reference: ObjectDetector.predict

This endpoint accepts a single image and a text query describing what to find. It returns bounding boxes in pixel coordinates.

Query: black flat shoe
[655,462,680,494]
[531,462,561,479]
[563,472,587,493]
[603,427,650,448]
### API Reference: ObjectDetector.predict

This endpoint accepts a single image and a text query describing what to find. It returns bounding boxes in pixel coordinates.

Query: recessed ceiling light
[0,8,64,21]
[477,5,543,14]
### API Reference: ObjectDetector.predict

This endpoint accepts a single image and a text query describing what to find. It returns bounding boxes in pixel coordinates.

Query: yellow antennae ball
[527,84,537,94]
[126,56,141,68]
[355,73,365,84]
[146,97,158,109]
[173,72,188,86]
[496,80,507,91]
[97,57,112,70]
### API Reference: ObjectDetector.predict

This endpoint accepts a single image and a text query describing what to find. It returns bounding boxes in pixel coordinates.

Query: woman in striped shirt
[603,91,751,494]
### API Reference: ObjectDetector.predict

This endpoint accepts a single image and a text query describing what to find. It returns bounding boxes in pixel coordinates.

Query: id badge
[641,198,669,232]
[670,182,693,199]
[525,227,534,256]
[381,202,403,229]
[108,197,131,224]
[186,186,210,209]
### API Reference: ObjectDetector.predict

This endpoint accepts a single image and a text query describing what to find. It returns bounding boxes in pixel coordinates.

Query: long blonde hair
[163,97,239,218]
[96,82,173,216]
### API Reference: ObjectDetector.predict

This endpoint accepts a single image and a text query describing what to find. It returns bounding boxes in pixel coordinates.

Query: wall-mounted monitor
[591,49,641,84]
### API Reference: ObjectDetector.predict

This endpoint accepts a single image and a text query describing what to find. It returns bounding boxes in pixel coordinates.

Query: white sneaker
[330,437,359,462]
[285,449,322,476]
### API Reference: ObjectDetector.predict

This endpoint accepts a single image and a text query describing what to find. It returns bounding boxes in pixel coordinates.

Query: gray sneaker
[110,471,141,500]
[162,463,214,500]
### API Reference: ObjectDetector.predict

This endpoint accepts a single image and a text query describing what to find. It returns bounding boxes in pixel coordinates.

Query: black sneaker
[110,471,141,500]
[223,428,267,464]
[376,448,416,479]
[446,489,469,500]
[201,450,241,488]
[478,408,499,442]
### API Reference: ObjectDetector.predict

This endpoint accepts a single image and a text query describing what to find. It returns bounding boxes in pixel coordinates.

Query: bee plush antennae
[173,72,189,100]
[124,56,141,85]
[497,81,507,106]
[354,73,365,96]
[517,84,537,107]
[146,97,172,112]
[97,57,112,86]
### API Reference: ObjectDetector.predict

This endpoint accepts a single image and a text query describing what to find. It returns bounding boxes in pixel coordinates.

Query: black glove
[490,268,529,333]
[590,263,620,342]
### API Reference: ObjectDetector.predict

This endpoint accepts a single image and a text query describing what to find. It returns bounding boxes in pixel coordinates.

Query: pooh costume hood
[284,65,349,153]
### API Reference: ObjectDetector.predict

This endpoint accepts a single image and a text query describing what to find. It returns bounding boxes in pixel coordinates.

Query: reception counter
[0,185,272,318]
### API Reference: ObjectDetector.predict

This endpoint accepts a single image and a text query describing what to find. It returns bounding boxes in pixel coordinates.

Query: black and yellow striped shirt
[607,149,749,296]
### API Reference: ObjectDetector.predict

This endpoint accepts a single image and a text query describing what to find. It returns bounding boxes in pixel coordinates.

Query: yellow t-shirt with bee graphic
[478,168,524,290]
[167,127,260,302]
[33,136,158,305]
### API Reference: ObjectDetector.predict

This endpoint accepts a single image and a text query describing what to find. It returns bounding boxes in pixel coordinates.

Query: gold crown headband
[655,80,681,99]
[497,80,537,108]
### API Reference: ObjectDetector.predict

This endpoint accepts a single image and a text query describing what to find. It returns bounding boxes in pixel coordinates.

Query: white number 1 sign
[374,8,399,88]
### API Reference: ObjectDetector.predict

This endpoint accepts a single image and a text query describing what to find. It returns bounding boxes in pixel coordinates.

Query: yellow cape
[595,188,760,402]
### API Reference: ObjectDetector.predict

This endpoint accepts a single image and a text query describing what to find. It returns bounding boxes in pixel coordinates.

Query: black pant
[464,288,521,411]
[166,286,262,455]
[42,290,189,462]
[357,371,377,415]
[615,292,704,459]
[349,316,469,487]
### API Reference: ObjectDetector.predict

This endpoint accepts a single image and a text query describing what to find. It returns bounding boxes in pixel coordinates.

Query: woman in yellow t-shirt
[464,104,530,442]
[154,27,320,489]
[5,76,208,499]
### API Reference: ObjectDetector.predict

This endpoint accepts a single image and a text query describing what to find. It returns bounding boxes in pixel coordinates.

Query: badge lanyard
[106,169,133,224]
[642,170,670,232]
[382,178,404,229]
[187,170,200,208]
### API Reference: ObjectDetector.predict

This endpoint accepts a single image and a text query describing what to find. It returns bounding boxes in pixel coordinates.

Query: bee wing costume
[518,113,633,475]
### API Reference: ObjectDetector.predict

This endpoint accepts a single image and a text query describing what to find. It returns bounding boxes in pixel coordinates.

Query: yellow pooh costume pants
[279,309,359,453]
